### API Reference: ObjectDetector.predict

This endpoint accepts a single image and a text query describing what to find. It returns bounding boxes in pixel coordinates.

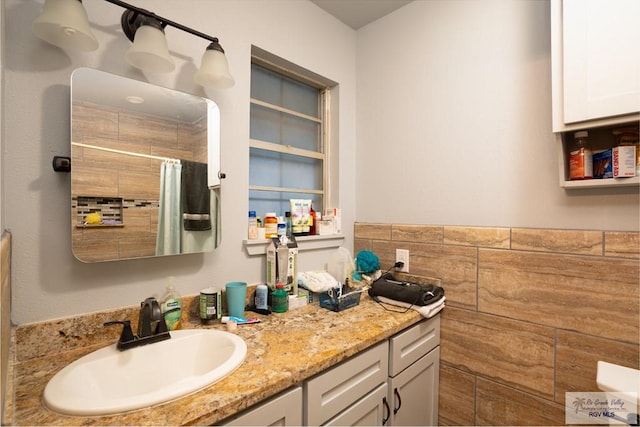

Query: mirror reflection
[71,68,220,263]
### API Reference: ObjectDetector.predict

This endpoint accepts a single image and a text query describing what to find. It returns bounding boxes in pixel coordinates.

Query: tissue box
[317,217,335,235]
[613,146,637,178]
[593,149,613,179]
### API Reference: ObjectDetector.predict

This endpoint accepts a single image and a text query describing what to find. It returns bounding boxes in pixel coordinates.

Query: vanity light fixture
[122,12,175,74]
[32,0,235,88]
[194,40,235,89]
[32,0,99,52]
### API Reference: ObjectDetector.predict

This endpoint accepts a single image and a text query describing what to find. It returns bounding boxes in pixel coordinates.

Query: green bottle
[161,277,182,330]
[272,283,288,313]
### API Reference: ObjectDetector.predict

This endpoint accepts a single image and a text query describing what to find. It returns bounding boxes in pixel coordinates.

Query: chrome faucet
[104,297,174,351]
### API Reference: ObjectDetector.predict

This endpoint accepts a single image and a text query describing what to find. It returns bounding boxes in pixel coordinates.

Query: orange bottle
[264,213,278,238]
[309,204,317,235]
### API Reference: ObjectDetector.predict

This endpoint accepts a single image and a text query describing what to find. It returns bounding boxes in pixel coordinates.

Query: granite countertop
[10,293,424,426]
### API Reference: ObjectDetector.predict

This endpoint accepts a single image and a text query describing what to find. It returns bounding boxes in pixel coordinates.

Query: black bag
[368,273,444,306]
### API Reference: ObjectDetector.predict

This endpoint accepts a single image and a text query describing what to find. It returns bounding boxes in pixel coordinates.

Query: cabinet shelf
[560,177,640,189]
[556,120,639,189]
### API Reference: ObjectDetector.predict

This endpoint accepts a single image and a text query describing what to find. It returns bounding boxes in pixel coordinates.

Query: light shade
[124,19,175,73]
[32,0,98,51]
[194,41,235,89]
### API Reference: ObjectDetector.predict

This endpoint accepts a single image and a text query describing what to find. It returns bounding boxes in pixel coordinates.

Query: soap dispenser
[161,277,182,330]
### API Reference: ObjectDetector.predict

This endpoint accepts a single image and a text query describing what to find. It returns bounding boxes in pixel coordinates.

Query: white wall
[5,0,639,325]
[3,0,357,324]
[1,1,4,233]
[356,0,639,230]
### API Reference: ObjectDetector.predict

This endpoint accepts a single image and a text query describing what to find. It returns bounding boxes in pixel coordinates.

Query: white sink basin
[596,361,640,405]
[44,329,247,416]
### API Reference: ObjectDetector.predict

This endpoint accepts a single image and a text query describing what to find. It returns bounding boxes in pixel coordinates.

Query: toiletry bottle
[161,277,182,330]
[264,212,278,238]
[309,204,316,235]
[272,283,288,313]
[285,212,293,237]
[569,131,593,180]
[277,216,286,238]
[248,210,258,240]
[255,284,268,310]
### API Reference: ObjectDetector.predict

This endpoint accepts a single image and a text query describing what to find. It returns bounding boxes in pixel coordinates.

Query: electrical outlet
[395,249,409,273]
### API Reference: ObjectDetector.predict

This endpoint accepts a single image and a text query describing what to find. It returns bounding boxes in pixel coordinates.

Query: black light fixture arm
[102,0,219,44]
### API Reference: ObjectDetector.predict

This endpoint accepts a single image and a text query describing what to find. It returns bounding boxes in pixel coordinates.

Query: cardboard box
[593,149,613,179]
[317,217,335,235]
[266,236,298,294]
[613,146,637,178]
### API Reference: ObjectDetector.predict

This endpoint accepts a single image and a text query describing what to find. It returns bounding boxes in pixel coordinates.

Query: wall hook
[52,156,71,172]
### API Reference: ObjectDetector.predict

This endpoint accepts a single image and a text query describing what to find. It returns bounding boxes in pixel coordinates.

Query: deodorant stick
[255,284,268,310]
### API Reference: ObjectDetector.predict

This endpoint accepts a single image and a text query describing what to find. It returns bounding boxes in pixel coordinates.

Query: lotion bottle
[161,277,182,330]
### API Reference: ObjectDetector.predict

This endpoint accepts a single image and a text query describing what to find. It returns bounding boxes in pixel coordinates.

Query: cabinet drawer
[222,386,302,426]
[389,316,440,377]
[305,341,389,426]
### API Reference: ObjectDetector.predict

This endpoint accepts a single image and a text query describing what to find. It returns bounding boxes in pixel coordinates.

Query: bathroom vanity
[7,292,440,426]
[223,316,440,426]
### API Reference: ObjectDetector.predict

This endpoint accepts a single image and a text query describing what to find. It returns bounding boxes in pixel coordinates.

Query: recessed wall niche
[73,196,124,227]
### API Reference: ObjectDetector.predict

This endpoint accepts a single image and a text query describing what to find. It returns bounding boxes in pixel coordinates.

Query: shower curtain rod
[72,142,180,163]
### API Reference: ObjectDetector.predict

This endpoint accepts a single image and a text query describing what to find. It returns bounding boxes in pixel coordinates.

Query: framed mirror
[71,68,221,263]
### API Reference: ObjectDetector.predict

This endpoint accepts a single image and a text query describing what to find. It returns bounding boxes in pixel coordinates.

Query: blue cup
[225,282,247,318]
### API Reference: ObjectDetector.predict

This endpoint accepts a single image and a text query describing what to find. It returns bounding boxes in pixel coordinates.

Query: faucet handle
[138,297,162,337]
[146,297,163,321]
[104,320,136,344]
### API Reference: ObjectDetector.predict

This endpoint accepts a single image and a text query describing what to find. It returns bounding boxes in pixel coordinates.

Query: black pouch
[368,273,444,306]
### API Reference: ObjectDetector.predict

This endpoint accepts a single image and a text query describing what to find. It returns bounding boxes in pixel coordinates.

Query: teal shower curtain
[156,161,182,256]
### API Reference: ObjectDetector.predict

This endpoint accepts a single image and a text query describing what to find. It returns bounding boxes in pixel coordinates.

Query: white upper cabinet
[552,0,640,132]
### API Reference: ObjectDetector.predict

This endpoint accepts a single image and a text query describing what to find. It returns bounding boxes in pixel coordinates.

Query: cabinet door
[324,383,388,427]
[388,347,440,426]
[222,386,302,426]
[305,341,389,426]
[562,0,640,123]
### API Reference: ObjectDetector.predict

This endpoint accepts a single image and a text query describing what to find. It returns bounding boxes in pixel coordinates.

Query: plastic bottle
[256,216,265,239]
[248,211,258,240]
[285,212,293,238]
[271,283,288,313]
[161,277,182,330]
[277,216,286,238]
[255,284,268,310]
[569,131,593,180]
[264,212,278,238]
[309,204,317,235]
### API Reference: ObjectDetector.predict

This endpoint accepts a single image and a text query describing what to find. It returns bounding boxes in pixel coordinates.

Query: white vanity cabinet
[222,386,303,426]
[305,316,441,426]
[221,316,442,427]
[387,316,440,426]
[304,341,389,426]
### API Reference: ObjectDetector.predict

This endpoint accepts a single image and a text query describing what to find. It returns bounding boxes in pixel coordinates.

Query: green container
[272,283,288,313]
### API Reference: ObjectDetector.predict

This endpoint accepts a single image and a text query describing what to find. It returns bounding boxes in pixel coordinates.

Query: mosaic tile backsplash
[72,196,158,225]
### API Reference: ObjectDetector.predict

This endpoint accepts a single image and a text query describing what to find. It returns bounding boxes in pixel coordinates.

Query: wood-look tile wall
[71,102,206,261]
[354,223,640,426]
[1,232,11,424]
